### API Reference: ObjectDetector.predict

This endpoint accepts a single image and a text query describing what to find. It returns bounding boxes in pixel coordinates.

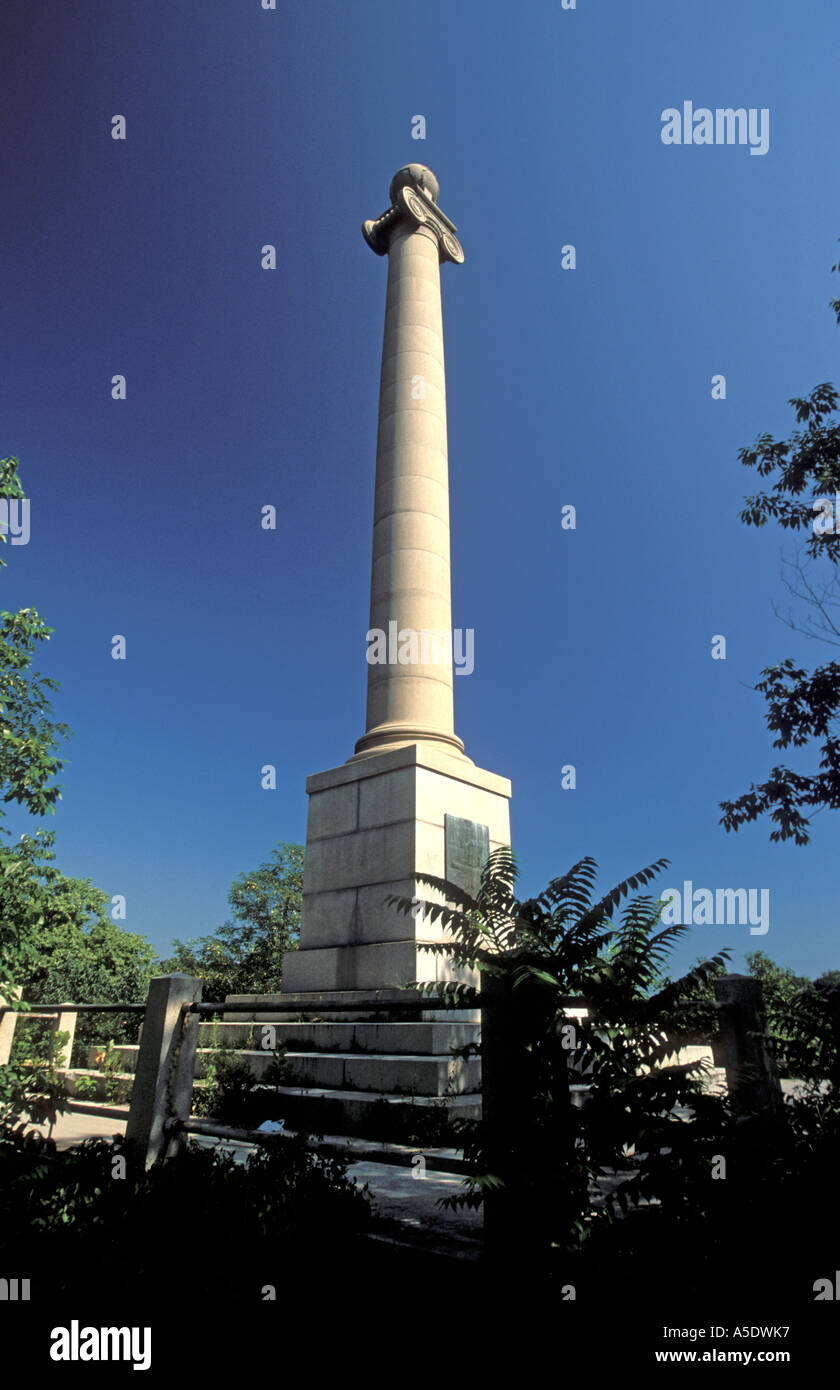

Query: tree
[0,455,72,992]
[658,947,840,1081]
[388,854,840,1301]
[0,455,154,1100]
[0,1130,372,1304]
[746,948,840,1084]
[161,841,304,999]
[31,879,156,1056]
[0,456,70,828]
[388,849,731,1268]
[719,245,840,843]
[1,829,156,1066]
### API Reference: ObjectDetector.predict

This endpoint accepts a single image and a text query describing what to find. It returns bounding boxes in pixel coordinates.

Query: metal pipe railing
[191,997,478,1014]
[4,1002,147,1015]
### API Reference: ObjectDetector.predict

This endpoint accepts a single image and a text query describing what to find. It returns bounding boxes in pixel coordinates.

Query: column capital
[362,164,464,265]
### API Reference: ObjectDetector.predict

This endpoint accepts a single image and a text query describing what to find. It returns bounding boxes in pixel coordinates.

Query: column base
[282,742,512,997]
[352,724,468,761]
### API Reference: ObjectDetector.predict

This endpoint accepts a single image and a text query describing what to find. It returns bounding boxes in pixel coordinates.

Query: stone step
[61,1068,135,1105]
[221,991,480,1024]
[196,1020,479,1054]
[59,1068,475,1143]
[269,1085,480,1144]
[86,1044,478,1095]
[280,1052,479,1095]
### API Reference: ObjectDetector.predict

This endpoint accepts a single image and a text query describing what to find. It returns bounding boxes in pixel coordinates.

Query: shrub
[390,850,733,1267]
[191,1042,290,1129]
[0,1004,67,1133]
[0,1125,371,1301]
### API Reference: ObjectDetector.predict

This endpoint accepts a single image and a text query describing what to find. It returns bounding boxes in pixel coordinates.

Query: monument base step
[89,1002,484,1143]
[270,1084,480,1144]
[88,1041,480,1092]
[211,997,482,1139]
[199,1019,480,1051]
[222,990,479,1023]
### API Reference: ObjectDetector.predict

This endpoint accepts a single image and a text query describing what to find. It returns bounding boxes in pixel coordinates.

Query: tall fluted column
[353,164,468,761]
[280,163,512,1003]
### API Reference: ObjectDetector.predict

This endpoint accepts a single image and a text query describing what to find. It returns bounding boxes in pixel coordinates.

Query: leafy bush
[99,1039,128,1104]
[390,849,840,1300]
[0,1000,67,1133]
[1,833,156,1063]
[746,949,840,1081]
[160,842,303,997]
[390,850,733,1265]
[0,1125,371,1301]
[191,1041,290,1128]
[72,1073,100,1100]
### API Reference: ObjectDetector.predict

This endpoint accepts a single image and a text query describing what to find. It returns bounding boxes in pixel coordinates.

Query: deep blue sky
[2,0,839,978]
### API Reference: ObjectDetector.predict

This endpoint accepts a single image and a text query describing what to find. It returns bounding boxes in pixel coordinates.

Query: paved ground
[23,1107,483,1259]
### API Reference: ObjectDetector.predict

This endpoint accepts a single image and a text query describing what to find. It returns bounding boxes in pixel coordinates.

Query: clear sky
[2,0,839,979]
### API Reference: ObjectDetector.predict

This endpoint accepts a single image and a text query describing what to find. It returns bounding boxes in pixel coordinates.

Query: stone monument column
[281,165,511,998]
[355,165,466,760]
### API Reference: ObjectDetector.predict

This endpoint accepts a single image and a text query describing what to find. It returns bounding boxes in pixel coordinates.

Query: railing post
[125,974,202,1169]
[481,959,577,1264]
[480,968,516,1256]
[0,986,22,1066]
[714,973,784,1123]
[52,1010,77,1070]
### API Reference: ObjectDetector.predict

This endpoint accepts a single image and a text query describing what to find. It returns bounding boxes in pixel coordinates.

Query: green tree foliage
[746,948,840,1083]
[160,841,303,999]
[0,456,70,828]
[0,457,73,1124]
[1,829,156,1065]
[191,1041,291,1127]
[0,456,154,1109]
[4,833,154,1000]
[390,854,840,1299]
[594,946,840,1081]
[0,1025,68,1135]
[389,849,731,1265]
[0,1128,371,1302]
[720,245,840,843]
[1,455,72,994]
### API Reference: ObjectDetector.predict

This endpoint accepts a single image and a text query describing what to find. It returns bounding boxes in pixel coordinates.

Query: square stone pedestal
[281,743,512,995]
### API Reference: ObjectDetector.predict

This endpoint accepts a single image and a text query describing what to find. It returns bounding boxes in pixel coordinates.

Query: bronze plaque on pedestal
[444,814,490,900]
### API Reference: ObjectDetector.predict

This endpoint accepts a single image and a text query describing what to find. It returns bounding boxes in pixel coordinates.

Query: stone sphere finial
[389,164,440,206]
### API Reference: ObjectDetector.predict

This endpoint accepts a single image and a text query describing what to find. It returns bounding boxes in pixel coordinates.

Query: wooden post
[714,974,784,1122]
[125,974,202,1169]
[0,986,22,1066]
